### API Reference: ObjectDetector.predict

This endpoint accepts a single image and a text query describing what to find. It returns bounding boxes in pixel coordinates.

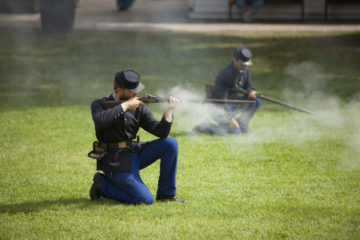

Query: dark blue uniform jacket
[91,94,172,172]
[214,62,254,100]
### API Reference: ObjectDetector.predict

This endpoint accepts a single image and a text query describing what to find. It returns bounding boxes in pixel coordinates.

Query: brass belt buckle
[117,141,127,148]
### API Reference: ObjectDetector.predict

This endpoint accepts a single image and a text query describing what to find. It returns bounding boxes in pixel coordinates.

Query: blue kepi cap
[234,47,253,66]
[114,70,145,93]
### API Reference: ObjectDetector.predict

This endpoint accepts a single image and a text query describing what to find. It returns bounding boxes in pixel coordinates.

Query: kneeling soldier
[89,69,186,204]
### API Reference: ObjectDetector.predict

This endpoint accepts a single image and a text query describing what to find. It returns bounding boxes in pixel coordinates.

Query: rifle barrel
[237,88,314,115]
[256,94,314,115]
[102,97,254,109]
[183,99,255,104]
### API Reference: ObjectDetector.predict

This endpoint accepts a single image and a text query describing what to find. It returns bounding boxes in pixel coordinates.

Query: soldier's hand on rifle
[229,118,240,130]
[168,96,181,110]
[121,97,144,111]
[248,90,257,99]
[165,96,181,122]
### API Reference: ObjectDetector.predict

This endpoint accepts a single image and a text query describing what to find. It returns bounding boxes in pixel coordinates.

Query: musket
[102,94,255,110]
[204,83,314,115]
[237,88,314,115]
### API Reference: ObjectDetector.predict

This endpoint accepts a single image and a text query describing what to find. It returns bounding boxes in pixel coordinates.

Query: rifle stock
[102,95,163,110]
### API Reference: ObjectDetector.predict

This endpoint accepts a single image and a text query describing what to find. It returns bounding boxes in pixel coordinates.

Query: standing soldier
[89,69,186,204]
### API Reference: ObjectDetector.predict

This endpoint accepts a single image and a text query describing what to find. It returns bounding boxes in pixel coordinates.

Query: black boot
[156,195,187,203]
[90,173,104,201]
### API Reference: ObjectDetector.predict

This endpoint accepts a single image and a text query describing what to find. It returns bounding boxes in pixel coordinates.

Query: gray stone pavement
[0,0,360,34]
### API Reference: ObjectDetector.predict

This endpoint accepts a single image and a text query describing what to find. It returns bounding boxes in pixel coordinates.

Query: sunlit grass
[0,28,359,239]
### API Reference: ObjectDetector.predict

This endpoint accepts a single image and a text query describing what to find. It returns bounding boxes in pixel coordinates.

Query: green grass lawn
[0,28,360,239]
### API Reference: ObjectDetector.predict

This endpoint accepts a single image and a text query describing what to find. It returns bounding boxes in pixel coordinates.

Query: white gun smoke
[157,61,360,171]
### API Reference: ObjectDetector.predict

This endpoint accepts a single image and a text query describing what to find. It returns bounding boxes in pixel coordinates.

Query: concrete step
[189,4,304,20]
[188,0,360,20]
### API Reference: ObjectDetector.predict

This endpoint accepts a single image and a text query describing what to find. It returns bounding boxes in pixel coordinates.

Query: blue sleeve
[214,71,235,114]
[243,68,254,92]
[91,98,126,129]
[214,73,229,100]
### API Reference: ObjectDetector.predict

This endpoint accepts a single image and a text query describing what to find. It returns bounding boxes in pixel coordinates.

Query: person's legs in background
[236,0,264,21]
[235,0,247,11]
[252,0,264,11]
[117,0,135,11]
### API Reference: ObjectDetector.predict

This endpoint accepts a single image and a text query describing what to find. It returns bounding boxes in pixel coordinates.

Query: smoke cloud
[284,61,344,126]
[160,61,360,171]
[157,86,227,132]
[339,100,360,170]
[280,61,359,170]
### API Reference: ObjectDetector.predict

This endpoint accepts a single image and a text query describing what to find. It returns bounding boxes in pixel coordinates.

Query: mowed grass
[0,28,360,239]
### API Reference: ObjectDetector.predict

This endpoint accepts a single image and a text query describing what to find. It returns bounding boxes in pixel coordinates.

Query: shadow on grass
[0,197,126,214]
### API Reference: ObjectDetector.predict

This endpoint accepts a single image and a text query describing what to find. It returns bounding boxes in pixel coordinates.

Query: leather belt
[107,141,128,149]
[106,136,139,149]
